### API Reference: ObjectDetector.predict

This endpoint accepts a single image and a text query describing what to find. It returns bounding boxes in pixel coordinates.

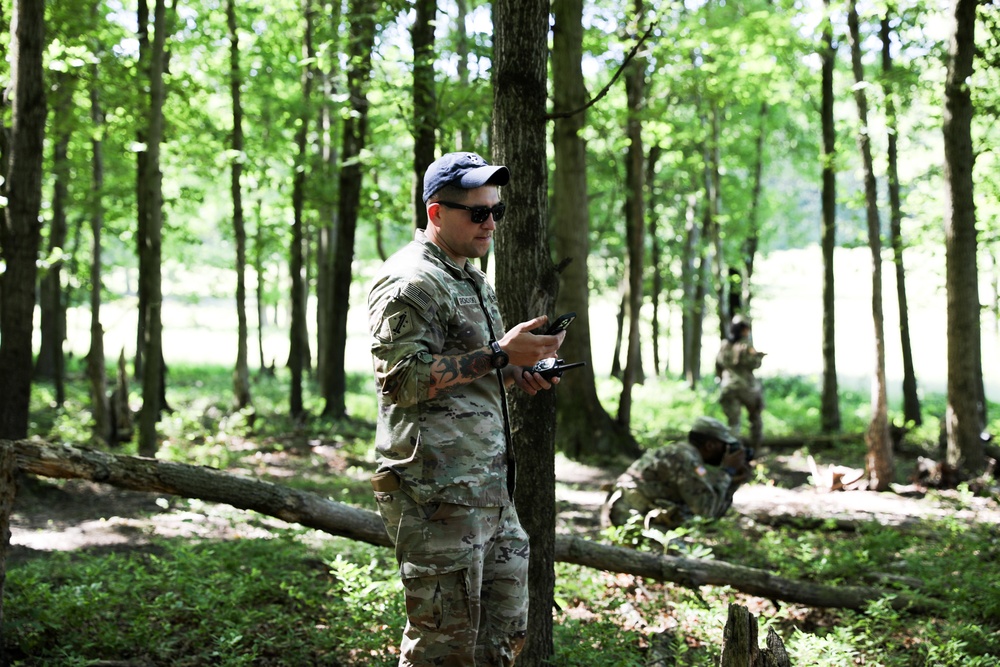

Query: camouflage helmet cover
[690,416,740,445]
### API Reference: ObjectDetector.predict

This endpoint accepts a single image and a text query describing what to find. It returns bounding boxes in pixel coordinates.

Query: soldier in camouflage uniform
[368,152,566,667]
[715,315,766,449]
[601,417,750,530]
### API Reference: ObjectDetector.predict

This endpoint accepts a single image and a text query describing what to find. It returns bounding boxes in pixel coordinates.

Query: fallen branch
[4,440,936,612]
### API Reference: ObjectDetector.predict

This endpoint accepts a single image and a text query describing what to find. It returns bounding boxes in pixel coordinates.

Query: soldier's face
[427,186,501,264]
[702,439,726,466]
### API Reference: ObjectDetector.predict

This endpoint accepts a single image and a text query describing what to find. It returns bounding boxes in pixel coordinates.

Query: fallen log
[4,439,935,612]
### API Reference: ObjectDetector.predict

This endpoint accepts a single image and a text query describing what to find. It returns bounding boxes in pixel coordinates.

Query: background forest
[1,0,999,664]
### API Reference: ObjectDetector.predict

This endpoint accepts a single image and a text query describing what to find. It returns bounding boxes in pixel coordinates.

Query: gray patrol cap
[690,416,740,445]
[422,152,510,202]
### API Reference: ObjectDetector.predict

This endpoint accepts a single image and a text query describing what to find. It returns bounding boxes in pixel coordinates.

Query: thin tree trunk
[820,0,841,433]
[228,0,251,410]
[847,0,893,491]
[681,193,700,383]
[288,0,315,419]
[35,113,70,395]
[0,0,46,440]
[254,201,269,373]
[324,0,377,419]
[942,0,985,477]
[647,145,663,376]
[316,3,343,404]
[881,12,921,427]
[742,101,767,316]
[411,0,435,231]
[88,38,111,444]
[137,0,168,458]
[618,9,647,427]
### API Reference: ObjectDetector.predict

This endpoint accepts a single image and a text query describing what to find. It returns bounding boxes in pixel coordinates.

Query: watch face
[489,341,509,369]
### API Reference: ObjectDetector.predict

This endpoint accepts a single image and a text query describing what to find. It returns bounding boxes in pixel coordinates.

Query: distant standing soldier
[601,416,751,530]
[715,315,766,449]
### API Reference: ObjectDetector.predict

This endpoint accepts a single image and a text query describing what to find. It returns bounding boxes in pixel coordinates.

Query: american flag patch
[400,283,431,312]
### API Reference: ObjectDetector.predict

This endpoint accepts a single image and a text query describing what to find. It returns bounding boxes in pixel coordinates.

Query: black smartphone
[545,312,576,335]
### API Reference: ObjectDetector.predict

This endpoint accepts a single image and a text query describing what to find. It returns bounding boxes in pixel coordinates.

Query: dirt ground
[7,445,1000,562]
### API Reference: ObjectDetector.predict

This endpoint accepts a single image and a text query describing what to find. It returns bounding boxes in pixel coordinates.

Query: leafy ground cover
[5,364,1000,666]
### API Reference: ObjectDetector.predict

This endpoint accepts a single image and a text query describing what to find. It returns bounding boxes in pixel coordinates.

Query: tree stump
[720,603,791,667]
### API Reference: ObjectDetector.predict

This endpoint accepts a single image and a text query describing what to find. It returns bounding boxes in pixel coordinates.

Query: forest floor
[8,442,1000,562]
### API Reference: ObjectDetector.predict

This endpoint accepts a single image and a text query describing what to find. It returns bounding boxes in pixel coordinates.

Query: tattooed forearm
[428,348,495,397]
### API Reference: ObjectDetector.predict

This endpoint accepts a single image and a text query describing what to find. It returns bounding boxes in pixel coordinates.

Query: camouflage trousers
[374,486,529,666]
[720,384,764,449]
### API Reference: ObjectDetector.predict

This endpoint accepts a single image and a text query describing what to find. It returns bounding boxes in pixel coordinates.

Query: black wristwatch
[488,340,509,369]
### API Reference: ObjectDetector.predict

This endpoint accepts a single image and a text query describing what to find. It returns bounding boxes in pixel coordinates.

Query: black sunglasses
[436,201,506,224]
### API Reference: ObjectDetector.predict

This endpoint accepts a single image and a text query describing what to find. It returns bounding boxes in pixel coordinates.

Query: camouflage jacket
[613,442,735,520]
[715,338,763,392]
[368,230,511,507]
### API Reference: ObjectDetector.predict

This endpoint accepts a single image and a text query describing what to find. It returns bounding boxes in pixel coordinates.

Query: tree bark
[324,0,377,419]
[881,12,921,427]
[820,0,841,434]
[4,440,936,614]
[0,0,46,441]
[88,39,111,445]
[493,0,557,660]
[228,0,252,411]
[137,0,168,457]
[411,0,435,231]
[943,0,985,478]
[288,0,315,420]
[847,0,893,491]
[551,0,638,460]
[720,604,792,667]
[617,15,647,427]
[35,101,71,395]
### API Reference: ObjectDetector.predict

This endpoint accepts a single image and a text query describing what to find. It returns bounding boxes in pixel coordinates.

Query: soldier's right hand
[499,316,566,367]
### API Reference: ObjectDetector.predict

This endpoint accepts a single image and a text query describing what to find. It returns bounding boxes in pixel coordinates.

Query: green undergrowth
[10,364,1000,665]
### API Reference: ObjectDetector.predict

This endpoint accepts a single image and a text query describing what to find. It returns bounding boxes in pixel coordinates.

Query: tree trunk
[881,12,921,427]
[4,440,936,614]
[820,0,841,434]
[324,0,377,419]
[550,0,637,460]
[741,102,767,318]
[254,205,271,373]
[720,604,792,667]
[617,17,647,428]
[647,145,664,376]
[316,2,343,405]
[411,0,435,231]
[681,193,700,383]
[493,0,557,659]
[88,42,111,445]
[35,117,70,396]
[288,0,315,420]
[943,0,985,478]
[0,0,46,441]
[847,0,893,491]
[137,0,168,458]
[228,0,252,411]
